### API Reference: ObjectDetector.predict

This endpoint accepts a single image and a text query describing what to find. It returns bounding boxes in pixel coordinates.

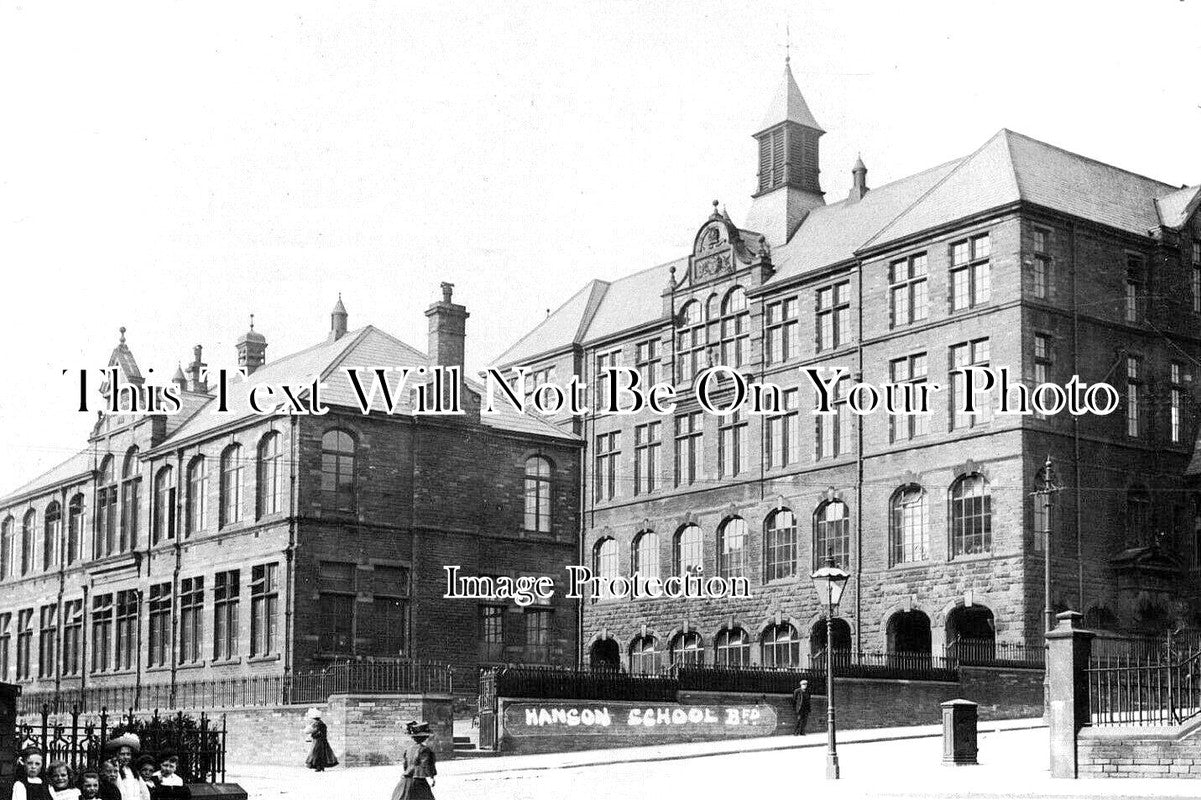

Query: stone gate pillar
[1046,611,1093,779]
[0,683,17,796]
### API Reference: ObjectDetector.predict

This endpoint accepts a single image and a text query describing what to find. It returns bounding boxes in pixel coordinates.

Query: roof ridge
[576,282,611,342]
[488,280,609,369]
[2,447,93,501]
[319,326,381,384]
[813,156,968,215]
[1004,128,1178,190]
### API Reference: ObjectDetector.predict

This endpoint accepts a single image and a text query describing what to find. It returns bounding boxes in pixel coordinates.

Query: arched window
[186,456,208,536]
[950,474,992,557]
[220,444,244,527]
[717,517,747,579]
[1126,488,1151,549]
[810,618,852,661]
[719,286,749,367]
[814,499,850,569]
[629,635,658,674]
[593,537,619,601]
[67,495,84,565]
[886,610,932,661]
[153,467,176,544]
[714,627,750,666]
[120,447,141,552]
[765,509,798,582]
[0,516,12,579]
[761,623,800,667]
[889,485,928,565]
[97,455,117,556]
[674,524,703,577]
[21,510,35,575]
[670,631,704,666]
[43,502,61,571]
[676,301,705,382]
[632,531,659,580]
[258,432,283,518]
[523,456,552,533]
[321,430,356,512]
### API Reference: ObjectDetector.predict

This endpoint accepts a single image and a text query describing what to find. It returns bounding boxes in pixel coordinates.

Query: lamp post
[811,557,851,780]
[1033,455,1063,634]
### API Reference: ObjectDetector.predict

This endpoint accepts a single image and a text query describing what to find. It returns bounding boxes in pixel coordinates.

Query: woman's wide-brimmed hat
[406,720,432,739]
[305,708,323,720]
[105,733,141,754]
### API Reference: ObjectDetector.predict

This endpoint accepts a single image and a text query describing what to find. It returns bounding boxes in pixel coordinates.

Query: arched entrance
[887,610,932,667]
[946,604,995,663]
[809,618,852,668]
[589,638,620,671]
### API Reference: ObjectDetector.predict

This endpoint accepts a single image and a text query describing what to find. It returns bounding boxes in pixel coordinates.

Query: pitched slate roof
[1157,185,1201,229]
[4,447,94,501]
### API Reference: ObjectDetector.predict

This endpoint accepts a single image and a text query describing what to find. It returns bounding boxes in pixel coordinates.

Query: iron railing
[1087,646,1201,727]
[946,637,1045,668]
[495,665,679,702]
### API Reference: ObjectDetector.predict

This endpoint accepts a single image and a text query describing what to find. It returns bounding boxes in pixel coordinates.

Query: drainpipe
[855,267,865,650]
[284,415,299,676]
[169,448,183,705]
[54,486,68,696]
[1070,221,1084,609]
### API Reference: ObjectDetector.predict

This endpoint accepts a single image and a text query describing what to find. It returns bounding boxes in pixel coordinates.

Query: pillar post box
[941,698,978,766]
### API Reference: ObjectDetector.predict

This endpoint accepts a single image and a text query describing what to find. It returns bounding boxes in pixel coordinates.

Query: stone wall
[1078,727,1201,778]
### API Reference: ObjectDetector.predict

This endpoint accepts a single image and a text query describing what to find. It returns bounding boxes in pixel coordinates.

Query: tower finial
[785,23,790,65]
[119,326,126,344]
[249,313,255,331]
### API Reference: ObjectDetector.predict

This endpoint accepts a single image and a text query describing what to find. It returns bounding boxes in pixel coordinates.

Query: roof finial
[785,22,790,66]
[249,313,255,331]
[119,326,126,345]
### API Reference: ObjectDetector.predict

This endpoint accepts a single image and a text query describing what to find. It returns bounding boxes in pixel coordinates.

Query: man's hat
[105,733,141,754]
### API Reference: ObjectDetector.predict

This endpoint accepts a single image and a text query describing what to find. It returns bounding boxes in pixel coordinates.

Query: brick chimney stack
[187,345,208,393]
[848,154,869,203]
[425,282,468,371]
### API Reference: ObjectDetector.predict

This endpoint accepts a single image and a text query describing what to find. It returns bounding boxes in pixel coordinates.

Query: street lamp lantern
[810,557,851,780]
[1033,454,1064,634]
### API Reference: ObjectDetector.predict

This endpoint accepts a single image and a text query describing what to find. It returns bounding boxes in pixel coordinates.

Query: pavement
[226,718,1201,799]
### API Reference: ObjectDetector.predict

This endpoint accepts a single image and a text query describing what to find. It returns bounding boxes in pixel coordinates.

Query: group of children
[13,734,191,800]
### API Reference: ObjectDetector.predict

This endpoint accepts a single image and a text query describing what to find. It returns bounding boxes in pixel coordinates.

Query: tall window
[1126,355,1142,438]
[592,538,619,601]
[634,422,661,495]
[61,600,82,676]
[593,432,620,502]
[951,338,992,429]
[148,582,171,668]
[1127,489,1151,549]
[765,296,799,365]
[366,564,409,657]
[595,348,624,408]
[766,388,800,468]
[220,444,243,526]
[765,509,798,582]
[1170,363,1184,444]
[632,531,659,580]
[186,457,208,536]
[674,524,703,577]
[21,510,35,576]
[120,447,141,552]
[718,411,748,477]
[890,485,928,565]
[257,432,283,517]
[814,500,850,569]
[714,628,750,666]
[0,614,8,681]
[317,562,354,653]
[43,502,61,571]
[717,517,746,579]
[320,430,356,512]
[0,517,10,579]
[523,366,557,400]
[670,632,703,666]
[674,412,703,486]
[1033,334,1052,420]
[950,474,992,557]
[950,233,991,311]
[251,563,279,657]
[676,301,704,383]
[179,577,204,665]
[67,495,83,565]
[38,604,57,679]
[213,570,240,661]
[479,605,504,662]
[153,467,176,544]
[97,456,117,556]
[629,635,658,674]
[816,281,851,351]
[635,339,661,386]
[890,253,928,326]
[524,608,553,663]
[1125,254,1144,323]
[91,594,113,673]
[889,353,929,441]
[719,287,749,367]
[816,375,852,459]
[761,623,800,667]
[524,456,553,532]
[1032,228,1051,299]
[115,590,138,671]
[16,609,32,681]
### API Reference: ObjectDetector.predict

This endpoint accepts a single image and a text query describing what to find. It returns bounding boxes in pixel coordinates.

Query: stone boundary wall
[1078,727,1201,779]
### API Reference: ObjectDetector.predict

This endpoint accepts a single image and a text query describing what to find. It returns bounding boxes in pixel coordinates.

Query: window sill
[176,661,206,671]
[211,657,243,667]
[949,552,993,563]
[145,665,172,674]
[91,669,137,678]
[248,654,281,664]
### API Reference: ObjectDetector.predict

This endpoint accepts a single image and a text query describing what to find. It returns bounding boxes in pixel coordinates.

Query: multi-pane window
[814,500,850,569]
[97,456,117,556]
[220,445,243,527]
[1032,228,1051,300]
[633,422,661,496]
[366,565,410,657]
[524,608,552,663]
[258,432,283,518]
[212,570,239,661]
[714,628,750,666]
[765,509,798,582]
[593,538,619,601]
[148,582,171,668]
[950,233,991,311]
[179,577,204,665]
[317,562,354,653]
[0,614,9,682]
[120,448,140,552]
[522,365,557,400]
[524,456,553,532]
[1171,363,1184,444]
[38,604,57,679]
[951,338,992,429]
[479,605,505,662]
[765,297,799,365]
[950,474,992,557]
[43,502,60,572]
[16,609,32,681]
[1034,334,1052,420]
[186,457,208,536]
[635,339,661,387]
[61,600,82,676]
[1127,489,1151,548]
[1126,355,1143,437]
[816,376,852,459]
[761,623,800,667]
[67,495,83,565]
[670,632,703,666]
[718,411,748,478]
[766,388,800,468]
[816,282,851,351]
[890,253,928,326]
[0,518,10,580]
[596,349,623,407]
[1125,254,1144,323]
[632,531,659,580]
[889,354,929,441]
[248,563,279,658]
[629,635,658,674]
[91,594,113,673]
[889,485,928,565]
[674,412,703,486]
[717,517,746,579]
[676,301,705,383]
[320,430,356,512]
[719,287,749,367]
[593,431,620,502]
[115,590,138,671]
[20,510,34,576]
[153,466,176,544]
[675,524,703,577]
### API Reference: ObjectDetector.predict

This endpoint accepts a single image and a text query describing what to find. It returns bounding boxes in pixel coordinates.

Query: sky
[0,0,1198,494]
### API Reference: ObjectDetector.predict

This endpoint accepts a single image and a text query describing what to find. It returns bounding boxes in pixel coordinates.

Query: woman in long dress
[390,721,437,800]
[303,708,339,771]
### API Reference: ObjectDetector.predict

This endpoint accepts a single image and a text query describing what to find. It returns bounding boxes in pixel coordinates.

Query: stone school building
[493,59,1201,672]
[0,286,581,704]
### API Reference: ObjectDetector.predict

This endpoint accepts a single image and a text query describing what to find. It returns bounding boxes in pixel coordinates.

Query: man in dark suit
[792,679,812,735]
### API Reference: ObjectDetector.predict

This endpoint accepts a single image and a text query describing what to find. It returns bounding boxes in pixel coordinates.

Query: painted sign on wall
[503,701,777,737]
